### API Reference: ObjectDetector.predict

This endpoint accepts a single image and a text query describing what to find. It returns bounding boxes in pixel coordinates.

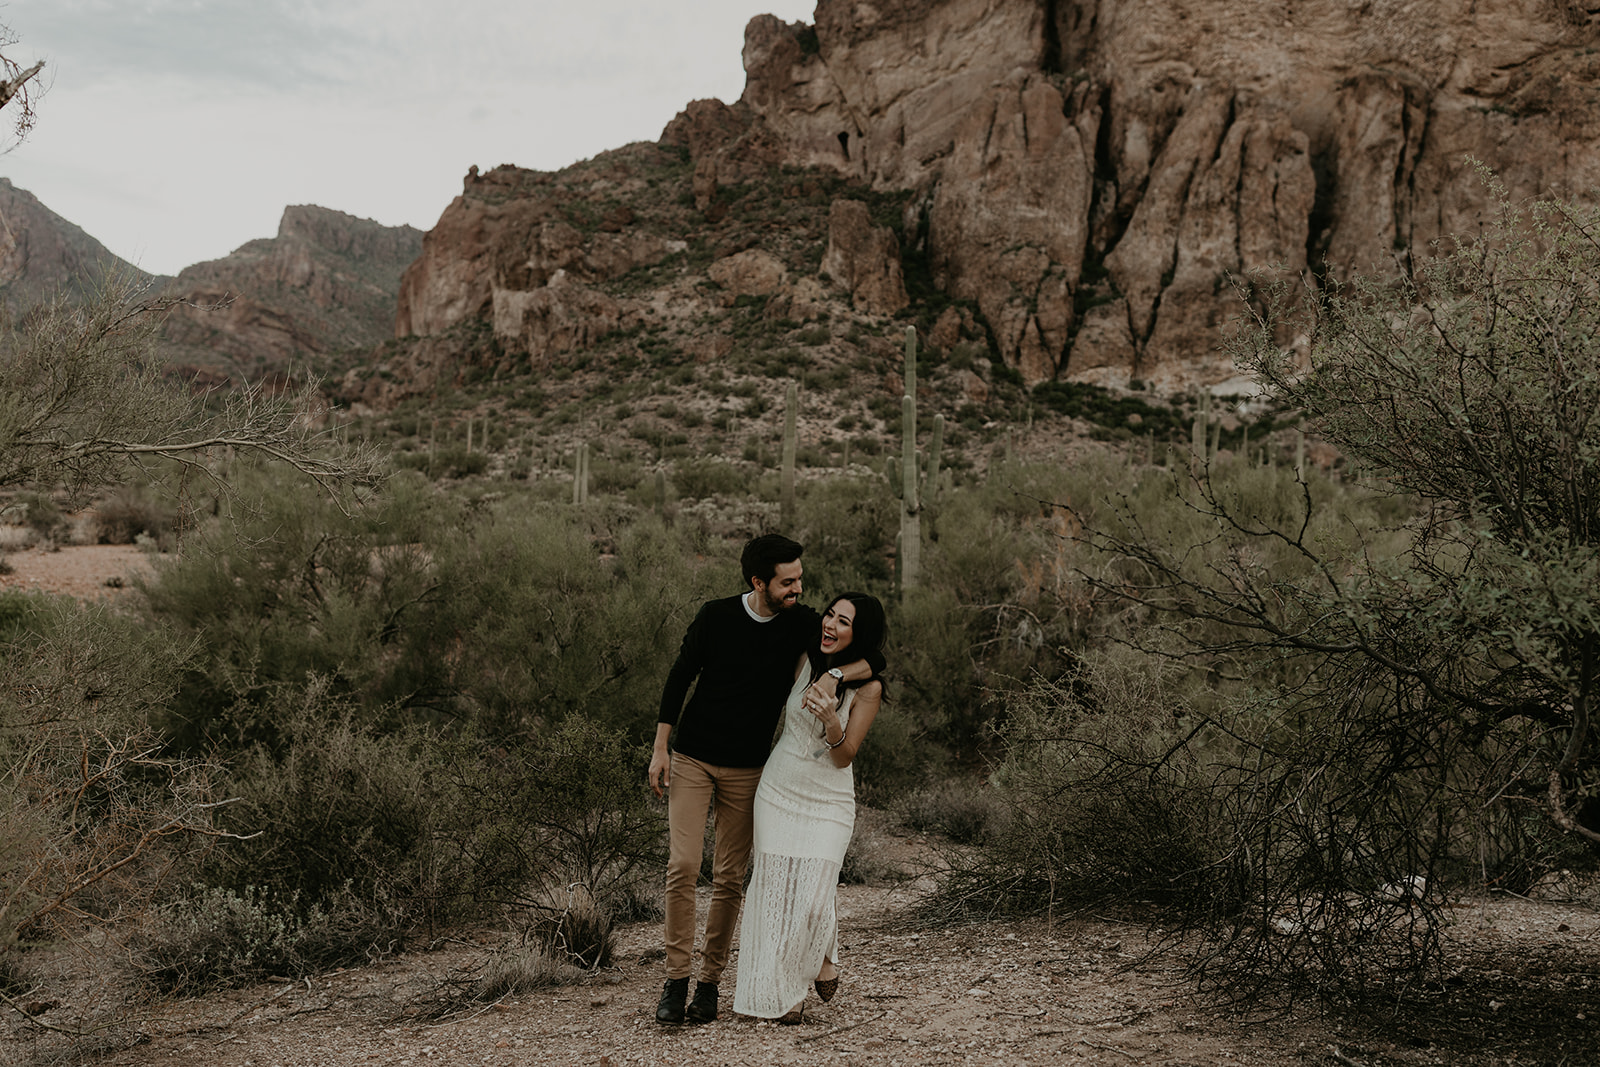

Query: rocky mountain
[0,177,159,309]
[387,0,1600,398]
[157,206,423,386]
[0,180,421,390]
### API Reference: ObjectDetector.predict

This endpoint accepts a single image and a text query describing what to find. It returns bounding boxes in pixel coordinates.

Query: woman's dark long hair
[808,592,886,693]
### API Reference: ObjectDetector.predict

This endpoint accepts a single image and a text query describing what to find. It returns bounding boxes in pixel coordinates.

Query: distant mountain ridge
[156,205,423,385]
[0,179,421,388]
[0,177,161,309]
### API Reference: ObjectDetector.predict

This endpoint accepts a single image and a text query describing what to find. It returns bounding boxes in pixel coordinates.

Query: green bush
[93,485,178,546]
[394,446,488,479]
[133,885,394,994]
[928,654,1229,922]
[899,779,1008,845]
[202,684,437,923]
[437,718,666,918]
[10,491,64,539]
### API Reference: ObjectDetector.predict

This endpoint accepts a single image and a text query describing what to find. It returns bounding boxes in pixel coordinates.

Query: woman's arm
[816,680,883,768]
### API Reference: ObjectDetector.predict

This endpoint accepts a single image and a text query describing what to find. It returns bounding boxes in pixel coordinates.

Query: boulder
[708,248,788,302]
[821,199,908,315]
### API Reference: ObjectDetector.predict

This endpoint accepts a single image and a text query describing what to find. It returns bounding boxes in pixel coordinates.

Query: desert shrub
[132,885,394,994]
[142,471,724,747]
[8,491,64,540]
[586,455,644,494]
[1031,380,1185,438]
[928,654,1232,924]
[793,474,896,591]
[471,943,583,1001]
[523,883,614,968]
[394,445,488,479]
[0,523,30,554]
[1,601,217,958]
[92,486,177,546]
[437,718,666,919]
[0,588,39,643]
[200,682,437,930]
[425,508,720,737]
[849,687,952,806]
[673,456,750,500]
[898,778,1008,845]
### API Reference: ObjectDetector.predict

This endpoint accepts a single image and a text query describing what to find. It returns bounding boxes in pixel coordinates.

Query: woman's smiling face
[819,598,857,656]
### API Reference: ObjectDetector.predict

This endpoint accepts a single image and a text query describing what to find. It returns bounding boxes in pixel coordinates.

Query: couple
[648,534,886,1025]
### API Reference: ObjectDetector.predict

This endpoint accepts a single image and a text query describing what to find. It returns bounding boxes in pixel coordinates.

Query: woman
[732,592,886,1024]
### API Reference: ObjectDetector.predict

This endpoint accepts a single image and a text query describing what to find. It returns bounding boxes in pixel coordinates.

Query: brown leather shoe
[814,975,839,1002]
[778,1005,805,1025]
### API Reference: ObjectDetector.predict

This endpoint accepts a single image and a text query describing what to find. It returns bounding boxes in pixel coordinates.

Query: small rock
[590,995,612,1008]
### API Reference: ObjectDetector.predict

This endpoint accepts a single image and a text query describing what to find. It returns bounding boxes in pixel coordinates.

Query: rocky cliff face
[158,206,422,385]
[0,178,158,310]
[737,0,1600,388]
[392,0,1600,395]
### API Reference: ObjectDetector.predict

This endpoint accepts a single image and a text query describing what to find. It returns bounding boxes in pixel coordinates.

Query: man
[648,534,883,1025]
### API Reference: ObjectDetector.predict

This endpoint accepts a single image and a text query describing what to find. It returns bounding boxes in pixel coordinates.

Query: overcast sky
[0,0,818,276]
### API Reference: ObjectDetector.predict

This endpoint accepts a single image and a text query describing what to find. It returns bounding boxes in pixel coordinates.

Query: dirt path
[14,873,1597,1067]
[62,885,1319,1067]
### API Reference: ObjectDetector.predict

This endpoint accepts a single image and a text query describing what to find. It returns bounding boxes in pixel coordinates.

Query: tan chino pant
[663,752,763,983]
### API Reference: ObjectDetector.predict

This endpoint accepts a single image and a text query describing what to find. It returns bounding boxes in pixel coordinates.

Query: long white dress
[732,662,857,1018]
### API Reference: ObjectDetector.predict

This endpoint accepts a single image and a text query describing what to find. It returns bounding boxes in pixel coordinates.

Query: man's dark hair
[741,534,803,588]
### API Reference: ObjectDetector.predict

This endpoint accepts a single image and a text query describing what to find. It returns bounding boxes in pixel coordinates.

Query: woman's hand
[801,671,839,718]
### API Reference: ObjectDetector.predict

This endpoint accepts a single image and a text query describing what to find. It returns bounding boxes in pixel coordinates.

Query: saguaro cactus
[900,327,921,596]
[572,442,590,505]
[780,380,798,529]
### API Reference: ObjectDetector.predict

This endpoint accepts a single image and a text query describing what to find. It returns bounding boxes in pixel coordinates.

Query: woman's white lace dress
[732,662,857,1018]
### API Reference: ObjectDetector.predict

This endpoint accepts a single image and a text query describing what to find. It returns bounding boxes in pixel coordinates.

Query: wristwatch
[826,667,844,682]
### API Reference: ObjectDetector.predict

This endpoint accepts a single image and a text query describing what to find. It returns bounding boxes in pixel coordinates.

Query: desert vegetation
[2,169,1598,1067]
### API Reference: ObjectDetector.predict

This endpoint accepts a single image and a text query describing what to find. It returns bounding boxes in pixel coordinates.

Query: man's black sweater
[658,593,883,768]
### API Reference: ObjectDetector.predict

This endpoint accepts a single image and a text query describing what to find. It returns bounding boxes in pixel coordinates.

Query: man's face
[753,559,803,615]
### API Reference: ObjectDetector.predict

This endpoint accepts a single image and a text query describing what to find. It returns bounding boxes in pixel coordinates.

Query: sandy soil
[6,848,1597,1067]
[0,544,159,601]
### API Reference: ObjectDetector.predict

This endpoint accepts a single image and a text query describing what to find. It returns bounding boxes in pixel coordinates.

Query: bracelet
[826,731,846,750]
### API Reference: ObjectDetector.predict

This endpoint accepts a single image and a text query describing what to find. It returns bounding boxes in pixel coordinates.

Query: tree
[0,21,43,144]
[0,273,384,503]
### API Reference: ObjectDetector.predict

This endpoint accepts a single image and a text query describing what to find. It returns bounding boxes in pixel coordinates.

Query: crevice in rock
[1047,0,1099,76]
[1042,0,1063,74]
[1305,144,1338,290]
[1214,93,1237,167]
[1089,83,1126,251]
[1392,88,1430,279]
[837,131,851,161]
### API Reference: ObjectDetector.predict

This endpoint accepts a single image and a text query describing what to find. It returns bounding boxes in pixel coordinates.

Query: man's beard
[763,587,797,613]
